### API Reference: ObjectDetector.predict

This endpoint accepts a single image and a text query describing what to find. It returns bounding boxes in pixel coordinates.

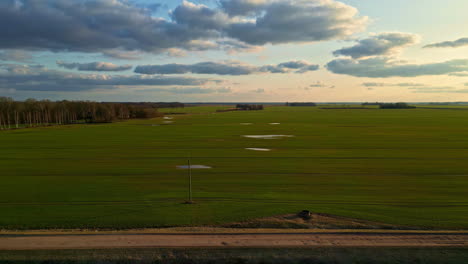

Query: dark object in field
[236,104,264,111]
[299,210,312,220]
[287,102,317,107]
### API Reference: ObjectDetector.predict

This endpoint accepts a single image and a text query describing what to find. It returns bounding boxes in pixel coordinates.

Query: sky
[1,0,468,102]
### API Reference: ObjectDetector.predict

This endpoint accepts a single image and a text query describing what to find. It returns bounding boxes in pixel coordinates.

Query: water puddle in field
[269,123,281,125]
[164,117,173,120]
[240,123,253,125]
[177,165,212,169]
[242,135,294,139]
[246,148,271,151]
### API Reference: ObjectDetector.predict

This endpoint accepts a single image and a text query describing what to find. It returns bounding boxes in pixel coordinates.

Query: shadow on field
[1,248,467,264]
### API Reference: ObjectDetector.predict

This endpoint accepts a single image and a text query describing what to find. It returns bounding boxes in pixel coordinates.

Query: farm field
[3,248,468,264]
[1,106,468,229]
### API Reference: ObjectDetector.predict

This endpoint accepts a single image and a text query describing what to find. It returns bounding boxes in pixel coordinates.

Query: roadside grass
[1,106,468,229]
[1,248,468,264]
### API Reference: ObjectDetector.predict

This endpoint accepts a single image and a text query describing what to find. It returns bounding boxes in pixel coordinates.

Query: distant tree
[379,103,416,109]
[288,102,317,107]
[236,104,264,111]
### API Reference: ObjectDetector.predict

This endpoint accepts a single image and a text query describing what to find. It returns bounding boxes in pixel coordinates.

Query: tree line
[362,102,416,109]
[236,104,264,110]
[0,97,166,130]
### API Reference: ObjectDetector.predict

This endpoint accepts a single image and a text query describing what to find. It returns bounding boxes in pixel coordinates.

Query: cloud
[327,57,468,78]
[277,61,319,73]
[309,82,328,88]
[333,32,419,59]
[0,50,33,62]
[0,64,218,91]
[252,88,265,93]
[171,1,230,31]
[362,82,425,87]
[424,37,468,48]
[57,61,133,72]
[136,61,254,75]
[102,50,143,60]
[220,0,267,16]
[134,60,319,75]
[224,0,368,45]
[408,86,468,93]
[0,0,367,55]
[139,87,232,94]
[216,39,263,54]
[449,72,468,77]
[0,0,214,54]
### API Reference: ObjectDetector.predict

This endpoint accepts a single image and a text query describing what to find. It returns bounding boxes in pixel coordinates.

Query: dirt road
[1,231,467,250]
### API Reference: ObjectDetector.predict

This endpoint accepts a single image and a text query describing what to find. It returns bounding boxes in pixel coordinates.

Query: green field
[2,248,468,264]
[1,106,468,229]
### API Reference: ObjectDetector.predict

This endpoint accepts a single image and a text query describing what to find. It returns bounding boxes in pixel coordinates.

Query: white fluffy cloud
[223,0,368,45]
[333,32,419,59]
[328,32,468,78]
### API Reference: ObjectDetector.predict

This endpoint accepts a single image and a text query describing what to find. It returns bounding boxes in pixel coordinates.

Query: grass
[1,248,468,264]
[1,106,468,229]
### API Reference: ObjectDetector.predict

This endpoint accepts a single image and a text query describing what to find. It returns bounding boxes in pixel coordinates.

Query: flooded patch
[243,135,294,139]
[177,165,212,169]
[164,117,173,120]
[240,123,253,125]
[246,148,271,151]
[269,123,281,125]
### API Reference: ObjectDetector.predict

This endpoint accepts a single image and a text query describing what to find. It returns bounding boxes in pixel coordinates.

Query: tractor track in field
[0,198,467,207]
[0,231,467,250]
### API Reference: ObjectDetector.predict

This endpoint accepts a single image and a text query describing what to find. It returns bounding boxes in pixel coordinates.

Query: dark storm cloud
[0,0,215,54]
[57,61,133,72]
[333,33,419,59]
[0,0,367,55]
[0,64,217,91]
[220,0,266,16]
[326,57,468,78]
[424,37,468,48]
[134,60,319,75]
